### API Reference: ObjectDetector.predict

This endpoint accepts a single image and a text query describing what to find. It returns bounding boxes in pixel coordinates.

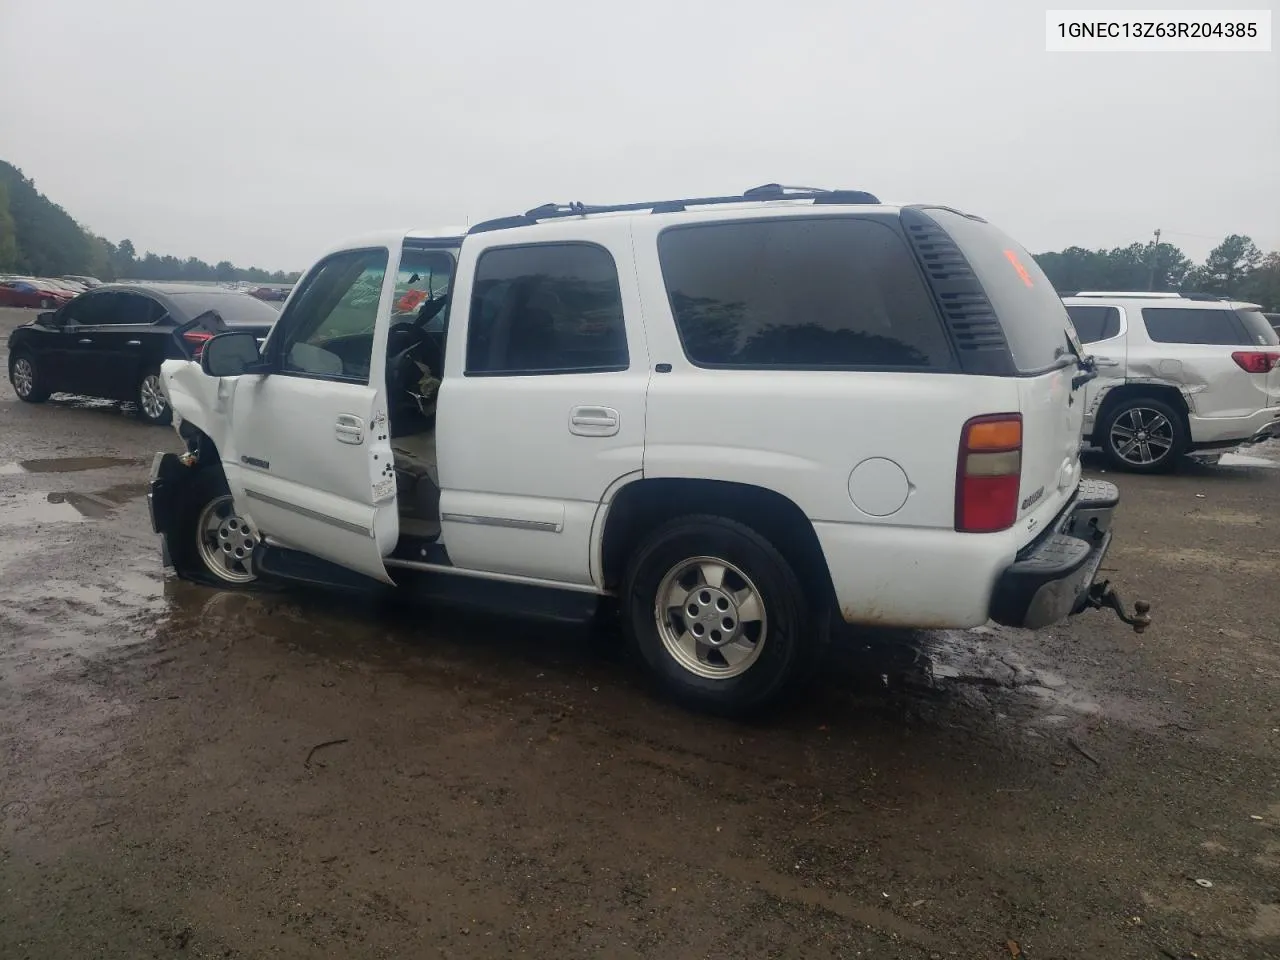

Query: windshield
[1236,309,1280,346]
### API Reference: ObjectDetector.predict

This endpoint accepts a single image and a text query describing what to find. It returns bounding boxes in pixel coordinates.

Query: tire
[39,298,52,309]
[9,350,51,403]
[165,468,259,588]
[621,514,826,716]
[135,367,172,425]
[1099,395,1187,474]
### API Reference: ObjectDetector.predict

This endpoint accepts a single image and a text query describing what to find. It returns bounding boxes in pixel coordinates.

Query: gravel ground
[1,304,1279,959]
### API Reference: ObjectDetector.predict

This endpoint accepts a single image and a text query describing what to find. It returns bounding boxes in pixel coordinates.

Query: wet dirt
[2,306,1280,958]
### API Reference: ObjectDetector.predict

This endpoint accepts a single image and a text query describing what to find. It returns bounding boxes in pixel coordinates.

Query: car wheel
[9,351,51,403]
[39,297,52,309]
[1100,396,1187,473]
[136,368,172,425]
[621,514,825,716]
[166,468,259,587]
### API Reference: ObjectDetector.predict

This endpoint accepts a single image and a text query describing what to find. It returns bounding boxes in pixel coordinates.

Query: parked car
[149,185,1150,715]
[7,283,279,424]
[1063,292,1280,472]
[61,275,102,288]
[1267,312,1280,335]
[0,279,74,309]
[249,286,290,302]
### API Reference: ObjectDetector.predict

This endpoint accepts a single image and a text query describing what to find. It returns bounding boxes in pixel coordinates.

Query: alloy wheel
[1110,406,1175,467]
[195,494,257,584]
[11,357,34,398]
[654,555,768,679]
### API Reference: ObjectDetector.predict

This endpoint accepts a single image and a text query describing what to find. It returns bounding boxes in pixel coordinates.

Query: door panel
[437,224,649,586]
[221,245,400,583]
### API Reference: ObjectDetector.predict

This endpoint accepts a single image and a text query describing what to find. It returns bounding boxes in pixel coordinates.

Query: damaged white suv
[148,185,1150,714]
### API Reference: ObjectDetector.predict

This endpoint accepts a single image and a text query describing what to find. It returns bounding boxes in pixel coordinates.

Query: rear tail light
[956,413,1023,533]
[1231,351,1280,374]
[183,330,214,358]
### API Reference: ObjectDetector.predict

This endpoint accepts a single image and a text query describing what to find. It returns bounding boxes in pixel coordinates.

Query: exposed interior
[385,249,454,544]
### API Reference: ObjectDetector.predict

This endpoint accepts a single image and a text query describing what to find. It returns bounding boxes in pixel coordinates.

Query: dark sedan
[6,283,279,425]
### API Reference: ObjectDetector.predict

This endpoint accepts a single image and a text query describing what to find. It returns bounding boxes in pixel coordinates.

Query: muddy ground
[1,305,1278,960]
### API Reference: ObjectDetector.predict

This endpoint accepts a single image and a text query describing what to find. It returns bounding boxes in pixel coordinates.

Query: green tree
[0,160,91,275]
[1241,252,1280,311]
[1187,234,1262,294]
[0,181,19,272]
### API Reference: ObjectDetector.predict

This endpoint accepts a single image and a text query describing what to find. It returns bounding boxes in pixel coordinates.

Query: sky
[1,0,1276,272]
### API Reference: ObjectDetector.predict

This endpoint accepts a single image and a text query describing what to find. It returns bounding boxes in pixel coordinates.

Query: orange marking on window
[1003,249,1035,288]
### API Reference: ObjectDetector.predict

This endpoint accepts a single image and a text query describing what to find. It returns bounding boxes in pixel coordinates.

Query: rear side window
[922,208,1074,373]
[1065,305,1122,344]
[1141,308,1251,345]
[466,243,628,376]
[657,218,951,369]
[1236,309,1280,346]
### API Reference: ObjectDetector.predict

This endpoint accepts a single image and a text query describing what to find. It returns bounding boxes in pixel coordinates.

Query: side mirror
[36,311,57,326]
[201,331,266,377]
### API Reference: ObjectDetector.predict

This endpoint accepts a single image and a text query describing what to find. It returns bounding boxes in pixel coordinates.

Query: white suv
[1063,292,1280,472]
[147,185,1149,714]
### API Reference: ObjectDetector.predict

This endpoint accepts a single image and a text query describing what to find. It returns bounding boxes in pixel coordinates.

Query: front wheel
[165,469,258,587]
[621,515,826,716]
[1100,396,1187,473]
[136,368,172,425]
[10,351,51,403]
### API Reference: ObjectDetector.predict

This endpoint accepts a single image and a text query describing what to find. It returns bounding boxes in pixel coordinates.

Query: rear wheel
[1100,396,1186,473]
[622,515,825,716]
[39,297,52,309]
[166,469,259,587]
[10,351,51,403]
[136,368,172,425]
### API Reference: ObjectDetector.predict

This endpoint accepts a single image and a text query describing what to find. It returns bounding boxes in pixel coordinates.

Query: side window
[657,218,953,369]
[1065,305,1121,344]
[275,248,389,382]
[1141,308,1249,346]
[107,293,166,325]
[63,292,118,325]
[465,243,628,376]
[390,247,456,327]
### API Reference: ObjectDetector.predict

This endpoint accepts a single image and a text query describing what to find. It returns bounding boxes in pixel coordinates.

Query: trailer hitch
[1085,580,1152,634]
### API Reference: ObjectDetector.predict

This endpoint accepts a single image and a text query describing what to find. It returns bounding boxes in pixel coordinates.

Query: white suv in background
[1063,292,1280,472]
[149,186,1150,715]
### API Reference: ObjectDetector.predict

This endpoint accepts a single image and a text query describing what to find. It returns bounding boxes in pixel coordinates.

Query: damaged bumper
[147,451,190,537]
[989,479,1150,633]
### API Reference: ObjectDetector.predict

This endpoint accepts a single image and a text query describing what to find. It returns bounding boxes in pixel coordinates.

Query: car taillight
[1231,351,1280,374]
[956,413,1023,533]
[183,330,214,358]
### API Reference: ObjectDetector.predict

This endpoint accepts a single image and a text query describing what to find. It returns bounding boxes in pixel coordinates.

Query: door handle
[78,338,92,344]
[126,340,142,346]
[569,405,620,437]
[1094,358,1121,368]
[335,414,365,444]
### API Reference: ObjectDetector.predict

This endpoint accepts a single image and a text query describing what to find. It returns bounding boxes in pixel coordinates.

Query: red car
[0,280,74,309]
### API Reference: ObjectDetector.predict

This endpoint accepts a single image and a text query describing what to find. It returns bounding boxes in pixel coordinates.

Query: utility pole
[1148,228,1162,291]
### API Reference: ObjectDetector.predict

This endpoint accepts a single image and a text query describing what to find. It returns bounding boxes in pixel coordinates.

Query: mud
[2,306,1280,958]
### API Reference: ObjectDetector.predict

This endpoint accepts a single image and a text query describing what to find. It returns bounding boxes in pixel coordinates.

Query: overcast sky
[1,0,1276,271]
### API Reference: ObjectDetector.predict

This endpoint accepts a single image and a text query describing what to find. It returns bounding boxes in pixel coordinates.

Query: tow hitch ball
[1086,581,1152,634]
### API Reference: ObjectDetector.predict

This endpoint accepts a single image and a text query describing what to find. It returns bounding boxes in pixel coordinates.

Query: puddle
[0,456,144,476]
[0,483,146,524]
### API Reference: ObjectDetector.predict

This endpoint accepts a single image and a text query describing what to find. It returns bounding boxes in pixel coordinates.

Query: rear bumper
[989,479,1119,629]
[1188,407,1280,447]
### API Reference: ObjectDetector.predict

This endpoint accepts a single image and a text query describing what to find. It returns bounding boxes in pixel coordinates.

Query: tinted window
[111,293,167,325]
[276,248,388,382]
[923,208,1074,372]
[1236,309,1280,346]
[63,292,119,325]
[658,218,950,369]
[175,292,280,328]
[1142,308,1250,345]
[466,243,627,375]
[1065,305,1122,344]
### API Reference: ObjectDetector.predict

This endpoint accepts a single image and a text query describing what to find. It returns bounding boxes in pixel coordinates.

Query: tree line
[2,157,1276,308]
[0,160,300,284]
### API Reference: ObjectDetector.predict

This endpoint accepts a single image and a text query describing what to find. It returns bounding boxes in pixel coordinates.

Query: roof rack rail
[1061,290,1183,299]
[469,184,881,234]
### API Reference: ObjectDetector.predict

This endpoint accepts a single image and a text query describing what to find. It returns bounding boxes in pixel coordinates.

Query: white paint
[847,458,910,518]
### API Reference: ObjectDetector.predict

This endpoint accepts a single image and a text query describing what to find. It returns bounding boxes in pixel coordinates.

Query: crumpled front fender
[160,359,232,454]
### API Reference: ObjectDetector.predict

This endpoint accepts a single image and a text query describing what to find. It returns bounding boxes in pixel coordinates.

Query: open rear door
[218,243,402,583]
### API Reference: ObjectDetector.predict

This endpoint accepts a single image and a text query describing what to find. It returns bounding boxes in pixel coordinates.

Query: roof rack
[468,184,882,234]
[1062,291,1236,302]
